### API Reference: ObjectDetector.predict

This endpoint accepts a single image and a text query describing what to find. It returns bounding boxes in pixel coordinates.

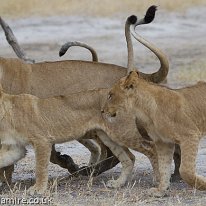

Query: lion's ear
[128,71,139,77]
[124,71,139,90]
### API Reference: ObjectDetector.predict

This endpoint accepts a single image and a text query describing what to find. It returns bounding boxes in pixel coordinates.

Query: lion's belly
[0,129,28,146]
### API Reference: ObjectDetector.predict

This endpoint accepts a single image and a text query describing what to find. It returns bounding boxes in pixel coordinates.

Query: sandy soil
[0,6,206,206]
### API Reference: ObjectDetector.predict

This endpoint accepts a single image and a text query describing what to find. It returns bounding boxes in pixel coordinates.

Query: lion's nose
[111,112,116,117]
[101,110,104,114]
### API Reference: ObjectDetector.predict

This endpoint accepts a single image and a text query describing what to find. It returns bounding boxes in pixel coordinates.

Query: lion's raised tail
[59,41,98,62]
[128,6,169,83]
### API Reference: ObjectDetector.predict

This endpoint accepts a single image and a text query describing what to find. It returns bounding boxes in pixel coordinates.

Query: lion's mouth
[101,111,117,123]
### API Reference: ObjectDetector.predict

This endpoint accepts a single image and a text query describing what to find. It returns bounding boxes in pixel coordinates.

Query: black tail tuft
[127,15,137,24]
[59,51,64,57]
[144,5,157,23]
[59,49,66,57]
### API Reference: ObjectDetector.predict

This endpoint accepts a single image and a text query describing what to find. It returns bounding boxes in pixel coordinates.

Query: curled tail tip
[59,50,65,57]
[127,15,138,25]
[144,5,157,23]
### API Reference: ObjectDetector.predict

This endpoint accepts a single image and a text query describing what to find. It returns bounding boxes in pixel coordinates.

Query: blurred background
[0,0,206,85]
[1,0,206,17]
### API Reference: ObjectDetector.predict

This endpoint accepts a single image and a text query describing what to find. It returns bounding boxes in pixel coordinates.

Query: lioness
[1,6,168,181]
[102,70,206,197]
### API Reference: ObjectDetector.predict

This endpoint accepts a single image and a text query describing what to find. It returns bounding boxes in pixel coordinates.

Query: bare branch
[0,16,35,63]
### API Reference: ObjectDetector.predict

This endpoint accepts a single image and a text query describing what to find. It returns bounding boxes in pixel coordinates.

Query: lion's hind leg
[180,138,206,190]
[171,144,181,181]
[79,139,101,165]
[80,130,109,166]
[80,132,120,176]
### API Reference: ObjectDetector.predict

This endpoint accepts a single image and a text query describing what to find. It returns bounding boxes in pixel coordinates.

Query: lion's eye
[108,93,113,100]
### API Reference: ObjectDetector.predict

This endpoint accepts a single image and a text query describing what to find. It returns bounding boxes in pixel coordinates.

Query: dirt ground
[0,5,206,206]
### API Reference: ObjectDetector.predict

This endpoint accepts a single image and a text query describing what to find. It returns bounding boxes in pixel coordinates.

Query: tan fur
[103,71,206,196]
[0,51,167,182]
[0,58,167,98]
[0,86,159,194]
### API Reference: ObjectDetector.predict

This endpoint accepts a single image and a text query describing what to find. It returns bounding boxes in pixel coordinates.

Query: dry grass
[1,175,206,206]
[1,0,206,18]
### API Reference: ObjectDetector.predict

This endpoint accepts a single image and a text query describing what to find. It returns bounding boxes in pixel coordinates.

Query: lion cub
[102,71,206,197]
[0,84,159,194]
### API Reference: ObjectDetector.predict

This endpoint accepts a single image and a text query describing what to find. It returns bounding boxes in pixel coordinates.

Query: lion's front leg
[180,138,206,190]
[96,130,135,188]
[148,141,175,197]
[28,141,51,195]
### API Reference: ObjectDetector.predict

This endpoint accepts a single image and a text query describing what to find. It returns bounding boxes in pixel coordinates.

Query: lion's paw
[152,176,160,187]
[28,185,46,196]
[106,180,123,188]
[147,187,169,197]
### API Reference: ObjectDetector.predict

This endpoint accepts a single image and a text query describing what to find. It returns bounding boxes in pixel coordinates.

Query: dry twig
[0,16,34,63]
